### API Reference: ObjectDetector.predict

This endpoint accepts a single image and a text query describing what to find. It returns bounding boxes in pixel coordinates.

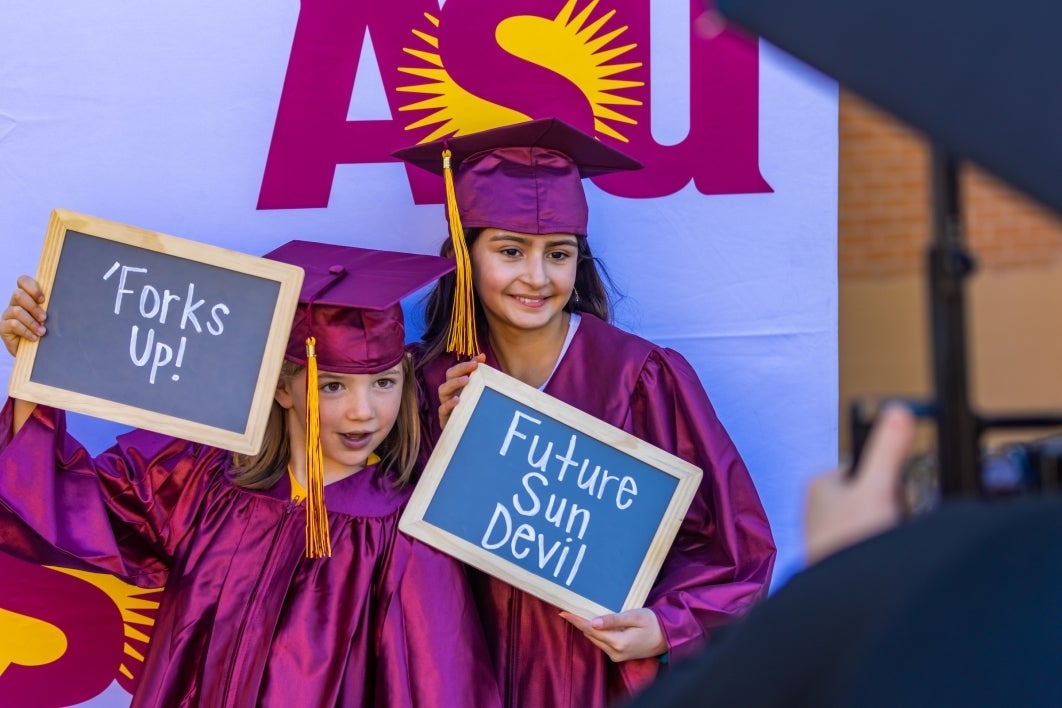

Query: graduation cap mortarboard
[391,118,642,358]
[263,240,454,557]
[713,0,1062,218]
[266,240,455,375]
[393,117,642,237]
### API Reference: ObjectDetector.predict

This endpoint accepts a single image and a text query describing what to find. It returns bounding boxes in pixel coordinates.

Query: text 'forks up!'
[104,262,231,385]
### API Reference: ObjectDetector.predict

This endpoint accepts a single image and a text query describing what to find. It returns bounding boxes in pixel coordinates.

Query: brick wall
[839,92,1062,279]
[838,91,1062,456]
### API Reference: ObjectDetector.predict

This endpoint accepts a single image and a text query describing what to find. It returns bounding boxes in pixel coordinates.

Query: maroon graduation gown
[0,400,500,708]
[415,314,776,707]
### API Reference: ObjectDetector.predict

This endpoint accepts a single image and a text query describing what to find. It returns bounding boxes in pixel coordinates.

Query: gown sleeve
[375,535,502,708]
[0,398,216,587]
[631,349,776,662]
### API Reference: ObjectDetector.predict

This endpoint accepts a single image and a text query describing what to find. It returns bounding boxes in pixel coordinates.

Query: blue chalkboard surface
[401,364,702,617]
[9,210,303,454]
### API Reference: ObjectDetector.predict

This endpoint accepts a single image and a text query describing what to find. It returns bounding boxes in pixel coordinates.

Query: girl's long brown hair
[229,355,421,489]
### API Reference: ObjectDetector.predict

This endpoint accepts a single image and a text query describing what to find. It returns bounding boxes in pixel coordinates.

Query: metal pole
[927,146,981,496]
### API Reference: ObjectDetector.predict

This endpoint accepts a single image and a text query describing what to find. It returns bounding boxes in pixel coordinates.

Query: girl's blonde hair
[229,355,421,489]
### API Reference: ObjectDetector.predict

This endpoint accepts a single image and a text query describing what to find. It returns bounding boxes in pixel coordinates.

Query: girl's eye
[500,247,521,258]
[374,377,397,390]
[547,250,573,261]
[321,381,343,393]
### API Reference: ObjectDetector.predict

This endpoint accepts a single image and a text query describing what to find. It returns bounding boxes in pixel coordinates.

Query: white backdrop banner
[0,1,837,705]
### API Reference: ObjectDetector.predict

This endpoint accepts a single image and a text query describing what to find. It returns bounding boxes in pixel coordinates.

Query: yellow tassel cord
[442,148,479,358]
[304,336,332,558]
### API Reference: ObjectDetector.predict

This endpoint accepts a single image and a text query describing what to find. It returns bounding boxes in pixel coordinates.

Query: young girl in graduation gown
[0,241,501,708]
[394,119,777,707]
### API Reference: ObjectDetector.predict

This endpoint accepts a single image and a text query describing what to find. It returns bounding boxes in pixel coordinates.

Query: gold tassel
[442,148,479,358]
[304,336,331,558]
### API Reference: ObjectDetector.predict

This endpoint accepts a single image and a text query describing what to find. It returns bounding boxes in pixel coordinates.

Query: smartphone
[850,397,1062,514]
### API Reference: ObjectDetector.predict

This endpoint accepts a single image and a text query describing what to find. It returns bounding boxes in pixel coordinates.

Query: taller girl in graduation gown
[395,119,777,707]
[0,242,500,708]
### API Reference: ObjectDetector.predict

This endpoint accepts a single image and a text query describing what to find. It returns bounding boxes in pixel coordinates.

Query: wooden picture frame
[401,364,702,617]
[8,209,303,455]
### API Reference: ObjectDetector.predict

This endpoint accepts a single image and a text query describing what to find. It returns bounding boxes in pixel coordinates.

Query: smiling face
[470,227,579,337]
[275,363,405,483]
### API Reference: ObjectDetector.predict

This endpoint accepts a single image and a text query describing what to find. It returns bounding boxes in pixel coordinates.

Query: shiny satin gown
[415,313,777,707]
[0,400,500,708]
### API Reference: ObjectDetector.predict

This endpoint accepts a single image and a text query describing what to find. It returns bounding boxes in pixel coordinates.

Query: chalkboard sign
[400,364,702,617]
[8,210,304,454]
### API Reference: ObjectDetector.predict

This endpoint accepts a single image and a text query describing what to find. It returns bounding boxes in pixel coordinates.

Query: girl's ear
[275,379,294,409]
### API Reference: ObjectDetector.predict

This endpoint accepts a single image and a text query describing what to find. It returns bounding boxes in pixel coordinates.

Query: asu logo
[258,0,770,210]
[0,552,160,707]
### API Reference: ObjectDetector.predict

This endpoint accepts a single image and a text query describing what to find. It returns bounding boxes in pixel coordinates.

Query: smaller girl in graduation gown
[394,119,777,707]
[0,241,500,708]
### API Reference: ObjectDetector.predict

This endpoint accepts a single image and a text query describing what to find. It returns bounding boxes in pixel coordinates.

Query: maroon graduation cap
[391,117,641,358]
[392,117,642,237]
[265,240,454,374]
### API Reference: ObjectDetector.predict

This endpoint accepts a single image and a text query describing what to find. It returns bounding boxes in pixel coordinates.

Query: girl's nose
[345,387,374,420]
[520,257,548,287]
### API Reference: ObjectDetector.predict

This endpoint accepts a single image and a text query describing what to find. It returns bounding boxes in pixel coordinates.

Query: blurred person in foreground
[625,404,1062,708]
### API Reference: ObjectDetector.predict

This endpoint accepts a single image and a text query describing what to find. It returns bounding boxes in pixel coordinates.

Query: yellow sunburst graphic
[49,567,162,683]
[397,0,643,143]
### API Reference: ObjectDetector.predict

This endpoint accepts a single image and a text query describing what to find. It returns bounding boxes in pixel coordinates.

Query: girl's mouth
[339,432,374,450]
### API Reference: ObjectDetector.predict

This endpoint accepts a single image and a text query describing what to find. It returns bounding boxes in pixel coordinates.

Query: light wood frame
[401,364,703,617]
[8,209,303,455]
